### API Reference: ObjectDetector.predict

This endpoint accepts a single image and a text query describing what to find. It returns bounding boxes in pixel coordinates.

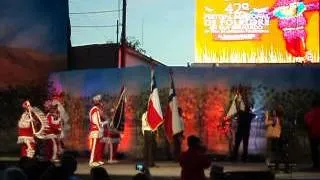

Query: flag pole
[111,86,126,129]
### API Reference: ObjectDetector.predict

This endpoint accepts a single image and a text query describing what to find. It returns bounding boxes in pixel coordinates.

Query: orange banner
[195,0,319,63]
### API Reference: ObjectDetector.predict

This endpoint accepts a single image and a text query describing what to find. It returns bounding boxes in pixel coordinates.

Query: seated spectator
[90,166,110,180]
[179,135,211,180]
[60,153,80,180]
[3,167,27,180]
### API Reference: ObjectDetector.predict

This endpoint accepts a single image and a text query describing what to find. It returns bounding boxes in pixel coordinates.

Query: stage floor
[1,157,320,180]
[76,160,320,180]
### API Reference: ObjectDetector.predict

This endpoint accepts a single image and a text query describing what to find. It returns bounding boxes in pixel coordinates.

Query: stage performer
[265,105,287,171]
[88,94,105,167]
[44,100,61,162]
[233,104,255,162]
[17,100,37,158]
[179,135,210,180]
[142,111,157,167]
[103,123,121,163]
[227,94,255,162]
[304,99,320,169]
[51,95,69,157]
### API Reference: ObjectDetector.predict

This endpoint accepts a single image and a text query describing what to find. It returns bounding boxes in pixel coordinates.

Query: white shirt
[141,112,152,135]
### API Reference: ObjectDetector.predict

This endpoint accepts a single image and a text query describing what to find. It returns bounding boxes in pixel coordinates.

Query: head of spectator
[90,166,110,180]
[3,167,27,180]
[187,135,207,154]
[60,153,78,177]
[187,135,201,149]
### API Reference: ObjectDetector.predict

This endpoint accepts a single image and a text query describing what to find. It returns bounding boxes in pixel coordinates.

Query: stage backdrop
[49,65,320,160]
[195,0,320,63]
[0,0,69,87]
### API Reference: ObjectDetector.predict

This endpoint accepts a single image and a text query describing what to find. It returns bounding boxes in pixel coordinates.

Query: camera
[136,162,145,172]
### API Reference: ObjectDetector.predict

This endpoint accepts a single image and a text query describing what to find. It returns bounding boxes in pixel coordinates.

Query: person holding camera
[134,163,152,180]
[179,135,211,180]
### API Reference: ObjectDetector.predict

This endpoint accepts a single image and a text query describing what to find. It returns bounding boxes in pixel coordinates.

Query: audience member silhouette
[90,166,111,180]
[179,135,211,180]
[60,153,80,180]
[3,167,27,180]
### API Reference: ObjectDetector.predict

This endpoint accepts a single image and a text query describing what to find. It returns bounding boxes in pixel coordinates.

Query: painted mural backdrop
[48,65,320,160]
[0,0,69,87]
[195,0,320,63]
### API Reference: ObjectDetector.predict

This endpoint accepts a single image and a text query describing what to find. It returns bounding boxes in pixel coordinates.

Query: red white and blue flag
[164,71,184,140]
[147,68,163,131]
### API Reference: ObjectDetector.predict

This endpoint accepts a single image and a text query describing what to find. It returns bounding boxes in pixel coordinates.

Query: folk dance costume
[102,123,120,163]
[51,98,69,157]
[17,101,36,158]
[88,95,105,167]
[44,101,62,161]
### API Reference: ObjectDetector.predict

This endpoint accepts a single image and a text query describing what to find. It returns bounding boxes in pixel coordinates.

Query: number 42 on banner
[225,3,250,14]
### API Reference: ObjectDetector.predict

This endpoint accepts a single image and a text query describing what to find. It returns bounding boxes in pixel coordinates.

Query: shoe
[107,159,119,164]
[89,162,101,167]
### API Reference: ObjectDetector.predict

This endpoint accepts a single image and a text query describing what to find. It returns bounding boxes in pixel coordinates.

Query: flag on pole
[164,71,184,141]
[147,68,164,131]
[226,92,245,118]
[110,86,126,132]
